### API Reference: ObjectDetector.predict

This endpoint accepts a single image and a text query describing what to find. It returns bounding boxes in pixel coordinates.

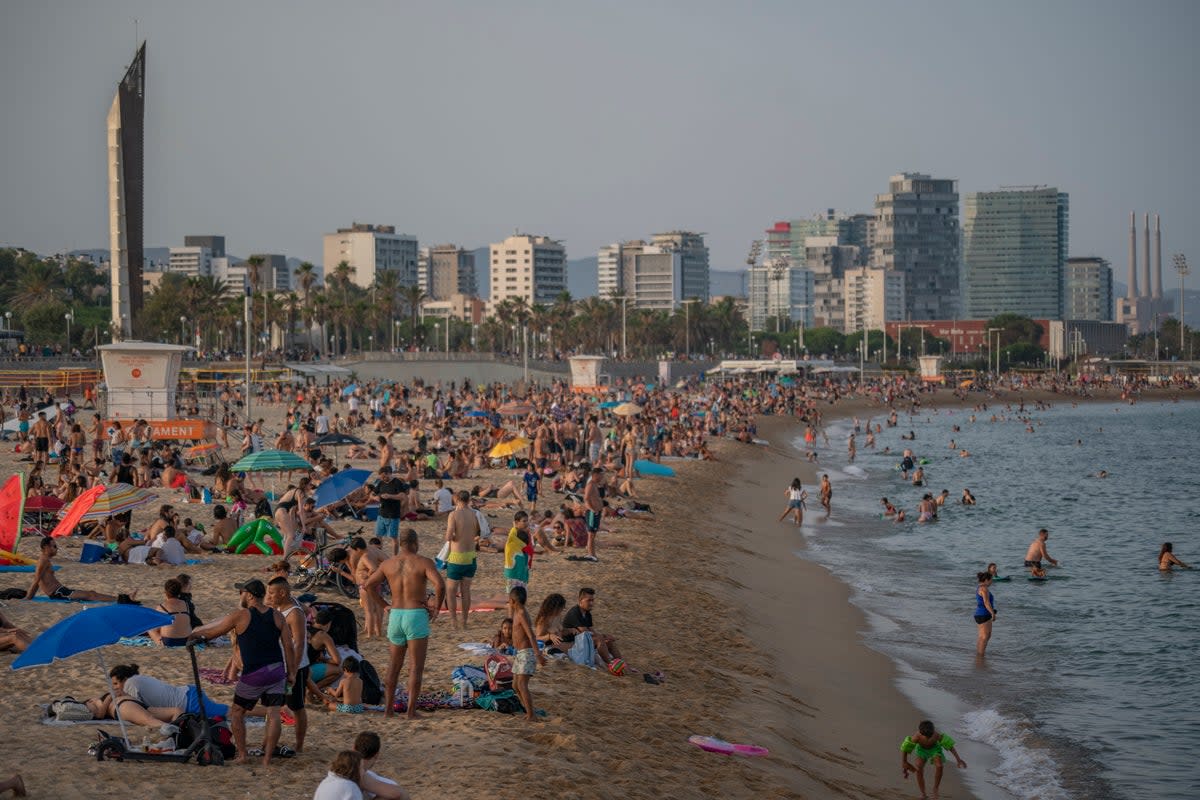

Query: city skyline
[0,1,1196,277]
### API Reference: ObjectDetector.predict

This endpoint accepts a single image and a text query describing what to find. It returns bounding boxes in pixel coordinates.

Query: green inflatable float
[226,518,283,555]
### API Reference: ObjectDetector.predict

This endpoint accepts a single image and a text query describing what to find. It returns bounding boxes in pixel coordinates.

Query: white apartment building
[747,262,815,331]
[323,223,419,289]
[599,232,710,308]
[598,243,624,298]
[805,235,859,331]
[489,234,567,306]
[843,268,906,332]
[167,246,213,279]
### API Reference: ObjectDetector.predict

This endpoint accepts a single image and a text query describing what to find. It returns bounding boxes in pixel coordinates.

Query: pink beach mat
[688,735,769,757]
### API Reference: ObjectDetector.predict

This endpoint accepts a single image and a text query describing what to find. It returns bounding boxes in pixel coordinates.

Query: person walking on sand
[819,474,832,516]
[1023,528,1058,578]
[443,490,480,629]
[779,478,807,526]
[1159,542,1192,571]
[974,572,997,656]
[364,529,445,720]
[900,719,966,800]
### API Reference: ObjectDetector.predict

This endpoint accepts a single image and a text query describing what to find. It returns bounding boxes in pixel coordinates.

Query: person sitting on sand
[900,719,966,800]
[490,618,515,655]
[0,609,32,654]
[561,587,622,668]
[148,578,192,647]
[313,750,365,800]
[25,537,133,603]
[352,731,412,800]
[322,656,365,713]
[1159,542,1191,571]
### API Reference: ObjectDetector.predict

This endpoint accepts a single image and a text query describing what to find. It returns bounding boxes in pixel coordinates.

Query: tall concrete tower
[1143,214,1152,303]
[1153,214,1163,300]
[1128,212,1139,298]
[107,42,146,341]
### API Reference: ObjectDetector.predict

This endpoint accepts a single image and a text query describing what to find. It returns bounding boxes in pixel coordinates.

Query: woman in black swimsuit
[149,578,192,647]
[274,477,311,556]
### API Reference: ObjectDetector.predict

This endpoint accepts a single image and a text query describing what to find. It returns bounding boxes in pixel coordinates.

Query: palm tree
[296,261,317,350]
[7,260,64,308]
[373,270,402,348]
[400,285,426,346]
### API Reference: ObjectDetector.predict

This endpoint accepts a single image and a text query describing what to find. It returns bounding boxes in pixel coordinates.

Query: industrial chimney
[1153,214,1163,300]
[1128,212,1139,299]
[1143,213,1152,300]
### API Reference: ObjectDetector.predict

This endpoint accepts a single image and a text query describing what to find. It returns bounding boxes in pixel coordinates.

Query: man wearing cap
[371,465,407,556]
[363,529,445,720]
[189,578,296,765]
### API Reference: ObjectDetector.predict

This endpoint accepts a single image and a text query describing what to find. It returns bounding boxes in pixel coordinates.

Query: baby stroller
[90,643,228,766]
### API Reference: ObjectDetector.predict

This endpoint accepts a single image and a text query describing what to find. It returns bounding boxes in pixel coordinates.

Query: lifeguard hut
[98,342,216,440]
[568,356,607,393]
[918,355,946,384]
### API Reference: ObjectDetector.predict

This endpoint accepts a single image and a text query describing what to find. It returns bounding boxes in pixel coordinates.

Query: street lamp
[681,298,698,360]
[434,323,440,355]
[987,327,1002,375]
[64,311,73,350]
[179,316,187,346]
[1173,254,1190,358]
[392,319,401,352]
[368,334,373,352]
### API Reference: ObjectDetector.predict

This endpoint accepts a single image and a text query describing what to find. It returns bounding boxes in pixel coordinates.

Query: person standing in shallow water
[974,572,996,657]
[819,474,833,516]
[779,478,807,526]
[1158,543,1191,571]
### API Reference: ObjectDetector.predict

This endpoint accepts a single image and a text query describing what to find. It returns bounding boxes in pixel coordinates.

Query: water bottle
[457,680,471,709]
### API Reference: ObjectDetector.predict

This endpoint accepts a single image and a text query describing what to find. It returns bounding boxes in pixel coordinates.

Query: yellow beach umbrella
[612,402,643,416]
[489,437,531,458]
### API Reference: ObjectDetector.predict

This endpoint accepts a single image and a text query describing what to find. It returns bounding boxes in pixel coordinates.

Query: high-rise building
[167,246,213,279]
[872,173,961,320]
[843,268,906,332]
[107,42,146,340]
[323,223,419,289]
[962,187,1069,319]
[650,231,709,303]
[747,262,814,331]
[1063,257,1113,321]
[599,232,709,309]
[184,235,225,258]
[804,235,859,331]
[489,234,567,306]
[418,245,476,300]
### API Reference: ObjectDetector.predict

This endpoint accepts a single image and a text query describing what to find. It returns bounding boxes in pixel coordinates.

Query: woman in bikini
[149,578,193,647]
[274,477,310,556]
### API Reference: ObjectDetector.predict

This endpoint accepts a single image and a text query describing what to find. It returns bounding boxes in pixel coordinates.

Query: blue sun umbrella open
[13,605,175,745]
[313,469,372,509]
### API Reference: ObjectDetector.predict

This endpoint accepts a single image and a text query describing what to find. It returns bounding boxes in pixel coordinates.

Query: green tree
[20,300,71,346]
[803,327,845,358]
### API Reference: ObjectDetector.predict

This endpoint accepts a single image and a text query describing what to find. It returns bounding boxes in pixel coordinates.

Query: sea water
[791,399,1200,800]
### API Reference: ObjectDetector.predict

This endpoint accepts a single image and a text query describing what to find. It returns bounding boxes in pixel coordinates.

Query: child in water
[901,719,966,799]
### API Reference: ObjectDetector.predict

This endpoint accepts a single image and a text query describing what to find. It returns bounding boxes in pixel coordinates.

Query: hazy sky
[1,0,1197,283]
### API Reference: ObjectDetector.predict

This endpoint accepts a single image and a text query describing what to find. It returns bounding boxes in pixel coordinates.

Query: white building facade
[489,234,567,305]
[323,223,419,289]
[167,246,213,279]
[843,268,907,332]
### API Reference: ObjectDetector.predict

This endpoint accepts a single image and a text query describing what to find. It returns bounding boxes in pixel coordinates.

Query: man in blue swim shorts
[371,466,406,555]
[363,529,445,719]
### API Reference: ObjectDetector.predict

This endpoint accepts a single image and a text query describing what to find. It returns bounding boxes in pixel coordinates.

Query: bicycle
[292,529,361,600]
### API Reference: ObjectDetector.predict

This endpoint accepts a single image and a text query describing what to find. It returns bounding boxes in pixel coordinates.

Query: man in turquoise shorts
[363,529,445,720]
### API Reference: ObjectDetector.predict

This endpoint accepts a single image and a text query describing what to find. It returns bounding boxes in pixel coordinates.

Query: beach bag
[451,665,488,692]
[474,689,522,714]
[435,541,450,570]
[358,658,384,705]
[484,654,513,692]
[50,697,93,722]
[173,712,236,759]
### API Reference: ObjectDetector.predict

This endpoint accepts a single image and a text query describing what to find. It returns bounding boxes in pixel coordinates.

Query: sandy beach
[0,377,1185,799]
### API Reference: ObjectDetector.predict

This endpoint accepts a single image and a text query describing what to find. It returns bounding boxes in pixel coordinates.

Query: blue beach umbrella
[314,469,373,509]
[13,605,173,670]
[467,410,491,417]
[598,401,620,409]
[341,383,358,397]
[14,605,174,744]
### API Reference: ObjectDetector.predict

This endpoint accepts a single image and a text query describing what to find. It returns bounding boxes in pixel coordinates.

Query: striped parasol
[230,449,312,473]
[73,484,158,521]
